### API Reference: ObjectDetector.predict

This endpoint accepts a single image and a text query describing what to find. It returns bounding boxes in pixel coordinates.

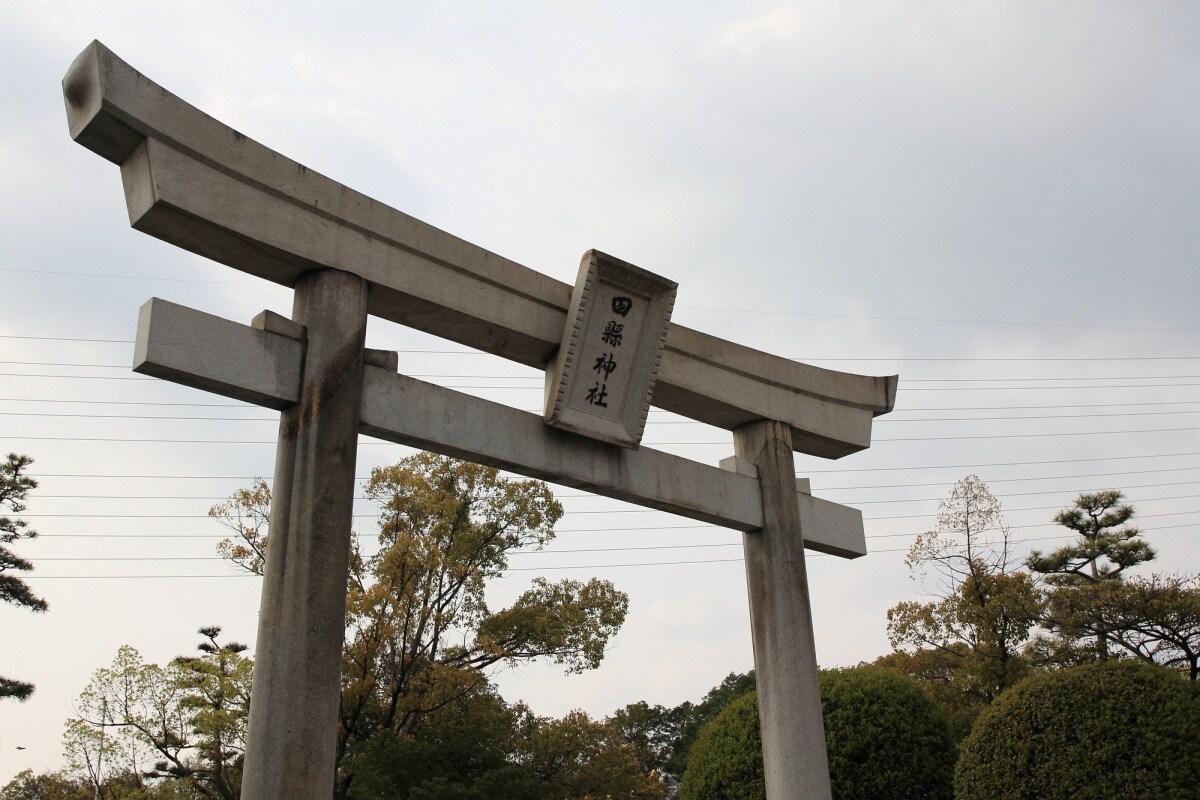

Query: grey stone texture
[134,298,302,409]
[735,420,833,800]
[63,40,896,459]
[67,39,899,800]
[544,250,677,448]
[240,270,369,800]
[131,299,867,558]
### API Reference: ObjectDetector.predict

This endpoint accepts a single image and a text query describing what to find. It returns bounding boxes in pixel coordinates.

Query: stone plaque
[545,250,677,448]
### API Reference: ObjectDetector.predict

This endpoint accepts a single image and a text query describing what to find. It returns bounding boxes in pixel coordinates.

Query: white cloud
[716,3,804,54]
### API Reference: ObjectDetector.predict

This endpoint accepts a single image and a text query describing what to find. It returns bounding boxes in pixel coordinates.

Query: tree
[1,453,46,701]
[676,692,761,800]
[1039,573,1200,680]
[151,627,251,798]
[346,685,666,800]
[343,685,542,800]
[885,475,1041,728]
[209,453,630,798]
[1028,490,1156,660]
[518,709,667,800]
[1030,490,1154,585]
[955,660,1200,800]
[208,478,270,576]
[1,770,93,800]
[604,670,764,784]
[678,669,956,800]
[871,647,980,741]
[606,700,687,777]
[0,768,177,800]
[63,630,252,800]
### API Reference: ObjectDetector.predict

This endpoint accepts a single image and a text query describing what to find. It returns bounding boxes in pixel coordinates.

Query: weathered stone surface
[134,298,301,409]
[545,250,677,448]
[64,40,897,458]
[735,420,833,800]
[241,270,369,800]
[361,366,762,532]
[73,38,893,800]
[131,301,868,556]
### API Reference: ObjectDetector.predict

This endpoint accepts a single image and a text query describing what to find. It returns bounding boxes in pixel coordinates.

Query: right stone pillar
[734,419,833,800]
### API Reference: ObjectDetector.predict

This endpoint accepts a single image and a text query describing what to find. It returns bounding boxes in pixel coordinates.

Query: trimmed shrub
[677,692,763,800]
[955,659,1200,800]
[679,668,955,800]
[822,668,955,800]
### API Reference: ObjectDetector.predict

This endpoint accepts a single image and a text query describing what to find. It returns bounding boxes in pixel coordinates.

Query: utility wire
[7,426,1198,445]
[29,477,1200,506]
[6,396,1200,412]
[17,524,1198,578]
[27,451,1200,482]
[11,359,1200,384]
[7,409,1200,425]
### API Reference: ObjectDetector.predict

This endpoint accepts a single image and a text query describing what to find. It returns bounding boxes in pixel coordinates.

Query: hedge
[679,668,954,800]
[955,659,1200,800]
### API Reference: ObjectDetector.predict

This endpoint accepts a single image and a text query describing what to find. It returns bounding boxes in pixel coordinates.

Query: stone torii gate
[62,42,897,800]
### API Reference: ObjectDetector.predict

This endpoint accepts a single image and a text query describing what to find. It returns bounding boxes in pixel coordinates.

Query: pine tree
[1,453,46,701]
[1027,490,1156,661]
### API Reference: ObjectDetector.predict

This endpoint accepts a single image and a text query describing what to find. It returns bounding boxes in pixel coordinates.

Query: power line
[7,396,1200,412]
[25,506,1198,528]
[8,408,1200,424]
[24,467,1200,504]
[0,335,134,343]
[25,452,1200,482]
[0,398,250,407]
[30,477,1200,507]
[816,465,1200,492]
[6,426,1199,446]
[12,359,1200,384]
[0,267,263,285]
[681,306,1200,334]
[17,524,1199,579]
[901,383,1200,391]
[801,452,1200,474]
[874,427,1200,442]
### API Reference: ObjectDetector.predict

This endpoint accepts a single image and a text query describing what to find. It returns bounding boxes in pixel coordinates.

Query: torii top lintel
[62,40,897,458]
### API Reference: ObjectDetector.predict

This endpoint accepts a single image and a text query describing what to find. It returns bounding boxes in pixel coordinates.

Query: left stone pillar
[242,269,369,800]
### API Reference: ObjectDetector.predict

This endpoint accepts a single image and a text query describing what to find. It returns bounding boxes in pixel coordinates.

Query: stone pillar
[242,269,369,800]
[734,419,832,800]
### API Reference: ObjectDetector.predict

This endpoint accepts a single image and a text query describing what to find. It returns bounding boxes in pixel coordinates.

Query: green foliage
[345,686,665,800]
[345,688,536,800]
[0,768,192,800]
[661,670,756,776]
[955,660,1200,800]
[338,455,628,791]
[1028,490,1152,586]
[821,669,954,800]
[519,709,667,800]
[209,454,631,798]
[209,478,270,576]
[676,692,762,800]
[607,700,688,775]
[872,647,983,741]
[1,453,45,701]
[1035,573,1200,679]
[887,476,1041,718]
[679,669,955,800]
[1,769,92,800]
[1029,490,1158,662]
[63,630,251,800]
[606,671,758,781]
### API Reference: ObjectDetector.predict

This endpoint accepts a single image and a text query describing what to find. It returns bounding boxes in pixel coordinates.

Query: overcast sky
[2,1,1199,783]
